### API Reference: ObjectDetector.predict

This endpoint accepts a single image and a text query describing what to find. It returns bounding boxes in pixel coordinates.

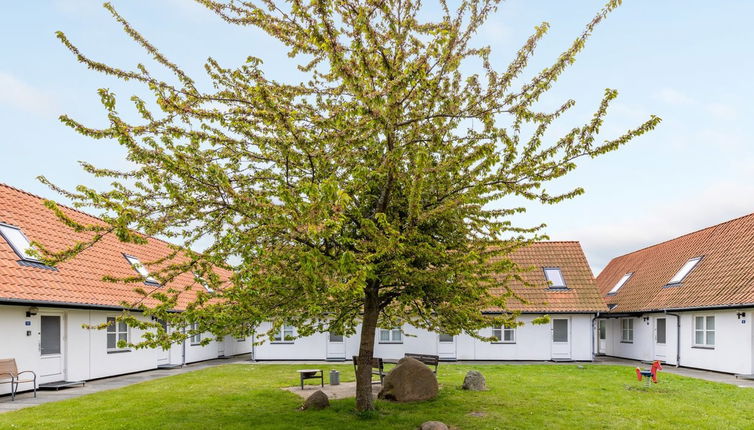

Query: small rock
[303,390,330,410]
[420,421,449,430]
[462,370,486,391]
[577,365,585,369]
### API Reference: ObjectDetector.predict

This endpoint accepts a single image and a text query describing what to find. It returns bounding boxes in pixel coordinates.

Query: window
[329,333,344,342]
[656,318,666,344]
[543,267,566,289]
[272,325,295,343]
[621,318,633,343]
[0,224,40,262]
[194,273,214,293]
[491,326,515,343]
[189,322,202,345]
[552,319,568,342]
[379,328,402,343]
[608,273,633,295]
[438,333,454,343]
[124,254,159,285]
[236,337,246,342]
[667,257,703,285]
[107,317,129,351]
[40,315,61,355]
[694,315,715,347]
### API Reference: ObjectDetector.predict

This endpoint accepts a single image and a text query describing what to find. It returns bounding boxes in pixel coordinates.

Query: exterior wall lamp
[26,306,38,318]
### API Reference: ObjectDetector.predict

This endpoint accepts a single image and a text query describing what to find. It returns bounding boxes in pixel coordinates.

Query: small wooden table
[297,369,324,389]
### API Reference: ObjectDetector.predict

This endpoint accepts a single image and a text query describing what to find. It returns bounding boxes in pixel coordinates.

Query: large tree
[44,0,658,411]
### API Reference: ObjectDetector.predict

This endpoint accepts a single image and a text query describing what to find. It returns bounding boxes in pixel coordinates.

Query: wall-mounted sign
[24,320,31,326]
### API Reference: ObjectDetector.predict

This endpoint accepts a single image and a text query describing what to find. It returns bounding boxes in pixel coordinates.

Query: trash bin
[329,369,340,385]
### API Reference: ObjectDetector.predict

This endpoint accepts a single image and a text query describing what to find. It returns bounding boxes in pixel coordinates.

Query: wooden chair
[352,356,386,384]
[0,359,36,401]
[404,353,440,374]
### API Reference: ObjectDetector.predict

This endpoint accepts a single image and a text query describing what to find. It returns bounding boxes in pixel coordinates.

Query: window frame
[189,322,202,345]
[491,325,516,344]
[543,267,567,289]
[620,318,634,343]
[608,272,633,295]
[194,272,215,293]
[123,254,160,285]
[378,328,403,344]
[106,316,130,352]
[666,256,703,286]
[271,324,295,344]
[693,315,715,348]
[0,223,41,262]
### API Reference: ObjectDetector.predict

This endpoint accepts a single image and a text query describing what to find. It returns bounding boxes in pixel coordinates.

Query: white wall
[0,304,245,396]
[598,308,753,374]
[252,314,595,361]
[678,309,752,374]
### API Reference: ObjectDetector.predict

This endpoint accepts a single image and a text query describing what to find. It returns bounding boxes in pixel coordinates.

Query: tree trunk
[355,285,380,411]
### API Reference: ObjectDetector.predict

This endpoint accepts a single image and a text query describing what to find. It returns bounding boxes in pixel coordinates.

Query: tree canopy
[44,0,659,410]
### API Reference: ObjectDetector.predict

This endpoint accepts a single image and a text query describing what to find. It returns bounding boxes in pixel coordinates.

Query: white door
[39,313,65,382]
[437,334,456,360]
[653,317,667,361]
[218,339,226,357]
[551,318,571,360]
[326,333,346,360]
[598,320,607,354]
[157,320,170,365]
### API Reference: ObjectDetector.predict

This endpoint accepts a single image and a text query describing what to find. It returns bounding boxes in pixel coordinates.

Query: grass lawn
[1,363,753,429]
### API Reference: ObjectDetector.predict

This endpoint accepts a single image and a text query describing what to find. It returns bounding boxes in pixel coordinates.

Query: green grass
[1,364,753,429]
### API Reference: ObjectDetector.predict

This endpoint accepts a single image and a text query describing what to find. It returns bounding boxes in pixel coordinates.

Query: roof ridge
[0,182,178,250]
[606,211,754,262]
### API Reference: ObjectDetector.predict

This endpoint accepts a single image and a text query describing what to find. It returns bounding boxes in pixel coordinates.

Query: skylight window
[667,256,703,285]
[608,272,633,295]
[0,224,40,262]
[543,267,566,289]
[124,254,159,285]
[194,273,214,293]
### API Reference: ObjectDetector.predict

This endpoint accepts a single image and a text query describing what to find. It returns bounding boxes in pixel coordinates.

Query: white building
[595,213,754,375]
[0,184,249,396]
[254,242,606,362]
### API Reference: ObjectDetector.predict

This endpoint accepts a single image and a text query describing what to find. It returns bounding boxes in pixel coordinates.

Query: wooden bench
[404,353,440,374]
[352,356,386,385]
[0,358,36,401]
[296,369,323,390]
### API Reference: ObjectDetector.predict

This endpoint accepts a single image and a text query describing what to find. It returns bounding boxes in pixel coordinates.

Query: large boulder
[420,421,449,430]
[303,390,330,410]
[378,357,438,402]
[462,370,486,391]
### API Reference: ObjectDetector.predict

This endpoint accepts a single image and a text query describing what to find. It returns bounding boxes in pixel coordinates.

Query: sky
[1,0,753,275]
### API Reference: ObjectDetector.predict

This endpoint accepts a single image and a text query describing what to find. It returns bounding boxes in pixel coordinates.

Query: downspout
[591,312,600,360]
[250,328,256,362]
[181,325,186,367]
[665,310,680,367]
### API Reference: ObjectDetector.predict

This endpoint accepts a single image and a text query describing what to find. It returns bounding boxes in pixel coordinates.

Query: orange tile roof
[491,241,607,313]
[0,183,604,314]
[597,212,754,312]
[0,183,215,310]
